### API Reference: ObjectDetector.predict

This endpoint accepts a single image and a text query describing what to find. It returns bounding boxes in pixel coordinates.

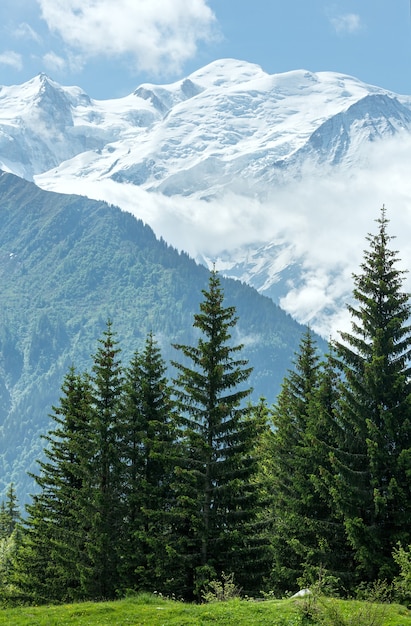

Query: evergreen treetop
[331,206,411,581]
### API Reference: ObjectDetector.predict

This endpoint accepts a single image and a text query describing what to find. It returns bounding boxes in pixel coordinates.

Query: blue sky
[0,1,410,98]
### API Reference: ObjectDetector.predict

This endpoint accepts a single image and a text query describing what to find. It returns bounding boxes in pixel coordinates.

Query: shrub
[201,572,242,603]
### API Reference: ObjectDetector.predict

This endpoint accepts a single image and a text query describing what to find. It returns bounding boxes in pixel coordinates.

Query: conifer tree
[171,269,267,599]
[331,207,411,581]
[269,328,323,590]
[269,330,351,593]
[306,349,355,587]
[0,483,22,603]
[0,483,20,539]
[86,320,124,599]
[15,367,94,603]
[119,332,178,594]
[17,322,125,603]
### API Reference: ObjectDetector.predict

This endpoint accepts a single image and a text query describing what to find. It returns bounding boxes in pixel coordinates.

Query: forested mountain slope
[0,171,317,502]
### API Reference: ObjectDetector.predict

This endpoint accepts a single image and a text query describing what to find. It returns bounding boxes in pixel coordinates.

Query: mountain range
[0,171,314,503]
[2,59,411,336]
[1,58,411,502]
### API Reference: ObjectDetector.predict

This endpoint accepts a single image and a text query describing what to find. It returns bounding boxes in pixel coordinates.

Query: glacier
[2,58,411,337]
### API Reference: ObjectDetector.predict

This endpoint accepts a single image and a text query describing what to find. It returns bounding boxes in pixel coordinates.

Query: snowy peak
[0,72,87,116]
[1,59,410,186]
[292,93,411,166]
[1,58,411,339]
[187,58,267,89]
[133,76,203,114]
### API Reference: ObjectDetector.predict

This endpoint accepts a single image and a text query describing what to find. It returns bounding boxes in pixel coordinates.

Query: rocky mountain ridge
[2,59,411,336]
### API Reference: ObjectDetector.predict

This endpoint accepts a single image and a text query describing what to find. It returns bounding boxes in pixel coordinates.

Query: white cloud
[13,22,42,44]
[36,0,216,76]
[43,50,67,73]
[35,131,411,340]
[330,13,362,35]
[0,50,23,70]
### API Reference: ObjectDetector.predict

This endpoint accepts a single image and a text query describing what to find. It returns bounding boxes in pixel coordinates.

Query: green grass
[0,595,410,626]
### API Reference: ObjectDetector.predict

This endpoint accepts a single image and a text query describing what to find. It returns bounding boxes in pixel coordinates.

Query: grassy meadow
[0,593,410,626]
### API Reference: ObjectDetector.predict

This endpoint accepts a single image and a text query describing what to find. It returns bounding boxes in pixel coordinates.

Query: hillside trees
[330,207,411,582]
[171,269,269,599]
[4,212,411,602]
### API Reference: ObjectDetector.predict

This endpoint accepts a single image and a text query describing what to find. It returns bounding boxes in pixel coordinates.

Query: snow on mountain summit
[27,60,410,201]
[1,59,408,189]
[187,58,268,88]
[2,59,411,336]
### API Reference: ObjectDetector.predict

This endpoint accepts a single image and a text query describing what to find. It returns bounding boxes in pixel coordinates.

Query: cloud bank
[36,132,411,340]
[37,0,217,76]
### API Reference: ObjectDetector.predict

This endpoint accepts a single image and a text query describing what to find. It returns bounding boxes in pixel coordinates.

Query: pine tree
[171,269,267,599]
[306,349,355,588]
[86,320,124,599]
[14,367,94,603]
[119,332,178,594]
[0,483,20,539]
[269,328,323,591]
[0,483,22,603]
[16,322,126,603]
[331,207,411,581]
[269,329,351,593]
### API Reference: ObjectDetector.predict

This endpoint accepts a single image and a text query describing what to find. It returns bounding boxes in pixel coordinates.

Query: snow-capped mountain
[2,59,410,189]
[2,59,411,336]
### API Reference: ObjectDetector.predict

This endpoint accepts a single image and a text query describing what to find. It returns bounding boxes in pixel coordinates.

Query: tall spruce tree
[15,367,94,603]
[86,320,124,599]
[269,330,351,593]
[119,332,178,594]
[306,349,355,588]
[270,328,323,590]
[0,483,22,603]
[0,483,20,539]
[171,269,268,599]
[331,207,411,582]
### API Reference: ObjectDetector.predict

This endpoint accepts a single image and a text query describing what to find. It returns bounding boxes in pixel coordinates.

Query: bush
[201,572,242,603]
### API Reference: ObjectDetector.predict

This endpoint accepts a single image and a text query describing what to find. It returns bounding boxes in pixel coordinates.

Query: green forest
[2,207,411,609]
[0,171,308,504]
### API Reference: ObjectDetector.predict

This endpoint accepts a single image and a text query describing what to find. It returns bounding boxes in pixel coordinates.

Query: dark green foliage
[330,207,411,582]
[0,484,20,539]
[14,367,95,603]
[85,321,124,600]
[267,208,411,592]
[171,270,269,599]
[15,324,127,603]
[0,483,22,604]
[14,326,179,604]
[269,329,321,590]
[306,349,355,586]
[7,207,411,603]
[269,330,351,593]
[0,170,311,504]
[119,332,178,594]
